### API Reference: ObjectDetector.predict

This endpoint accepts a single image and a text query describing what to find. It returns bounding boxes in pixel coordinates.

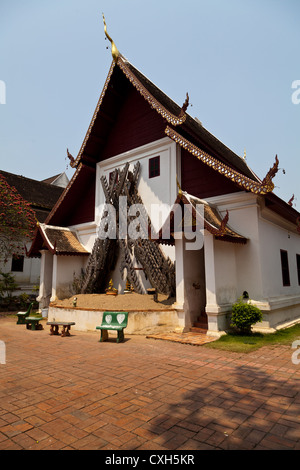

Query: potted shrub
[230,296,262,334]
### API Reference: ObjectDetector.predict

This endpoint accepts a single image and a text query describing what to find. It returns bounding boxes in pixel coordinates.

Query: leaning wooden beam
[81,160,175,297]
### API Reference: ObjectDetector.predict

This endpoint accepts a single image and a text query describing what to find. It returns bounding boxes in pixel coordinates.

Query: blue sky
[0,0,299,207]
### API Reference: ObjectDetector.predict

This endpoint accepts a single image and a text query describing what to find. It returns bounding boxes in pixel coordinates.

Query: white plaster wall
[214,239,238,305]
[258,208,300,298]
[54,256,87,299]
[205,191,300,330]
[1,256,40,285]
[0,239,41,293]
[48,306,180,334]
[206,192,264,301]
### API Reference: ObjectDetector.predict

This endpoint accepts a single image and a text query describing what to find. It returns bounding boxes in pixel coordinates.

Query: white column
[173,238,190,332]
[50,254,58,302]
[174,238,185,309]
[36,250,53,310]
[204,232,218,312]
[204,232,224,333]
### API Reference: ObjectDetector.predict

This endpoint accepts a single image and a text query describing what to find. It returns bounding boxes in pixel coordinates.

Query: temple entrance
[183,244,207,330]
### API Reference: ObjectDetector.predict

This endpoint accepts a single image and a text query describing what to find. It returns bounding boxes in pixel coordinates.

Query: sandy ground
[51,292,176,310]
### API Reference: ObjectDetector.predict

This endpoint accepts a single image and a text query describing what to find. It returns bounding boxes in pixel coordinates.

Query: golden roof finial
[102,13,119,62]
[244,148,246,160]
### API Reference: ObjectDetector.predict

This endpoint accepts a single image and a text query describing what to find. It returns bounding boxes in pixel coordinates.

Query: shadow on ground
[147,362,300,450]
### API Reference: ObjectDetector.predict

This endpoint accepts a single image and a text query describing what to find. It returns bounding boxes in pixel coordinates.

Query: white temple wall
[254,207,300,329]
[0,241,41,295]
[206,192,264,302]
[258,208,300,298]
[205,191,300,332]
[51,255,87,300]
[214,239,238,306]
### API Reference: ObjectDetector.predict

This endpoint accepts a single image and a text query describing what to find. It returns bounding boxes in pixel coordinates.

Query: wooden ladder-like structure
[81,161,175,297]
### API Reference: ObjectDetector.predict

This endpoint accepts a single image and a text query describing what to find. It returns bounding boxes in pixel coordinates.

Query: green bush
[231,297,262,334]
[18,293,30,309]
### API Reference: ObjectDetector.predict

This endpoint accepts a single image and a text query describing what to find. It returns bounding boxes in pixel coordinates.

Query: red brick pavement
[0,315,300,450]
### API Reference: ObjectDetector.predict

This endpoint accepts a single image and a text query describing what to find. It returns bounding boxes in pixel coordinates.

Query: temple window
[280,250,290,286]
[11,255,24,272]
[149,156,160,178]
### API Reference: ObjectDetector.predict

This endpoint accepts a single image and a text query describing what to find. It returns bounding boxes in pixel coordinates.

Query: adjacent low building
[0,171,68,295]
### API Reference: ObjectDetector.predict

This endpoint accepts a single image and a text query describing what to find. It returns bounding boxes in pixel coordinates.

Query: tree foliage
[0,173,36,262]
[0,272,18,300]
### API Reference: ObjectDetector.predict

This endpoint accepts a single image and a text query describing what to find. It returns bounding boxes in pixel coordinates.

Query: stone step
[189,326,208,334]
[193,321,208,329]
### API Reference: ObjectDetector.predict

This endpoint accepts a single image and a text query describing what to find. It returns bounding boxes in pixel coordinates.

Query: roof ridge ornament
[288,194,294,207]
[261,155,279,192]
[179,93,189,118]
[67,148,76,168]
[102,13,119,62]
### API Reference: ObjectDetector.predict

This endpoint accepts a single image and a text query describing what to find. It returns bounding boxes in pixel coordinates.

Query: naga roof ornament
[288,194,295,207]
[261,155,279,192]
[102,14,119,62]
[67,148,75,168]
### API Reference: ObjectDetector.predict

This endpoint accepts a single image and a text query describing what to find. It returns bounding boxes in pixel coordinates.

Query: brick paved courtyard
[0,315,300,450]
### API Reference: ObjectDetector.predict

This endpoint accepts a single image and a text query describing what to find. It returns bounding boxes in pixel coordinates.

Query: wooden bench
[46,321,75,337]
[96,311,128,343]
[25,316,43,330]
[16,302,33,325]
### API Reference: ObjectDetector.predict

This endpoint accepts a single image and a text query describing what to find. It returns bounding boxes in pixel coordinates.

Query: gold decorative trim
[165,126,278,195]
[73,56,189,167]
[117,58,188,126]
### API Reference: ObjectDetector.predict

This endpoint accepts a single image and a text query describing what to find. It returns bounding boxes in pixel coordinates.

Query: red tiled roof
[28,223,89,257]
[0,170,64,222]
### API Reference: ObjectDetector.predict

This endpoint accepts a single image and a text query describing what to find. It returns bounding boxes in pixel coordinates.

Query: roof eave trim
[72,56,189,169]
[165,126,278,195]
[117,57,188,126]
[38,223,56,254]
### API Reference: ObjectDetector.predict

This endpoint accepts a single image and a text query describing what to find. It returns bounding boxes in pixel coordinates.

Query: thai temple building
[29,19,300,336]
